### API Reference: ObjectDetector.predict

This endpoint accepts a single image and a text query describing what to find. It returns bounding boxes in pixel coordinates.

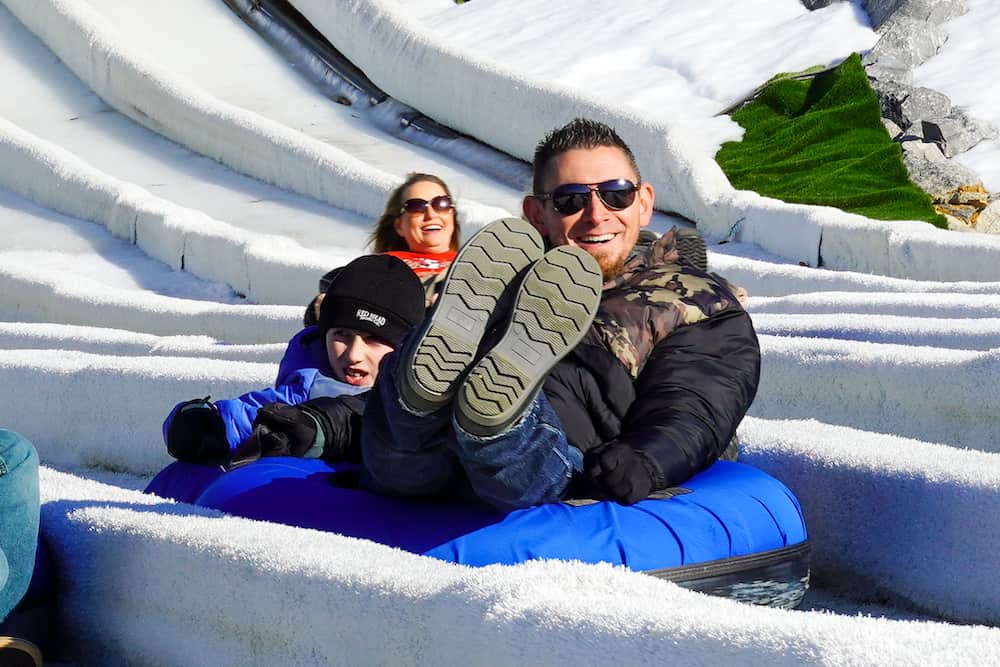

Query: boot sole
[675,227,708,271]
[399,218,544,413]
[456,245,603,436]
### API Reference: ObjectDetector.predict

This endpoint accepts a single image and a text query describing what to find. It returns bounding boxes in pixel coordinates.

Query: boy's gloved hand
[252,403,323,458]
[583,442,659,505]
[166,397,228,464]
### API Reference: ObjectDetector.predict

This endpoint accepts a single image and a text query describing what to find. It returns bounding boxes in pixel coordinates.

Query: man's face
[325,328,394,387]
[523,145,654,280]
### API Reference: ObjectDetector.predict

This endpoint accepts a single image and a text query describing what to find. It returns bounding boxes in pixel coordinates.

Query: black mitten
[251,403,322,458]
[584,442,660,505]
[299,394,367,462]
[166,398,229,464]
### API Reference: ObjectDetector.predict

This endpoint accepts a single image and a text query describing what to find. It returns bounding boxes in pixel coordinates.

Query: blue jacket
[163,327,364,456]
[276,326,331,386]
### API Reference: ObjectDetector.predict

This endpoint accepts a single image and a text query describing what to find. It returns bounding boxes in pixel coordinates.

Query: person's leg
[360,348,461,496]
[451,245,603,511]
[453,391,583,512]
[362,218,544,496]
[0,430,40,622]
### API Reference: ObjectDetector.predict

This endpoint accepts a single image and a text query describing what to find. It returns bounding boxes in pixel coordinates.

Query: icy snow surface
[1,0,999,664]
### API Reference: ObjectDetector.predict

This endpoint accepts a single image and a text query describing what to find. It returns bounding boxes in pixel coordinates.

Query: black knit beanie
[317,254,425,347]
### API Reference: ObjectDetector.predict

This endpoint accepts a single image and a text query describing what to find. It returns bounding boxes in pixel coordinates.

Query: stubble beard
[597,255,626,282]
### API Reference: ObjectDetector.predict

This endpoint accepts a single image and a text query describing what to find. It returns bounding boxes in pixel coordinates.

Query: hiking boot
[0,637,42,667]
[455,245,603,437]
[675,226,708,271]
[397,218,544,414]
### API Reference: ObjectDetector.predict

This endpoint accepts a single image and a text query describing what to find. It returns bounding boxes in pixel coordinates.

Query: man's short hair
[531,118,642,194]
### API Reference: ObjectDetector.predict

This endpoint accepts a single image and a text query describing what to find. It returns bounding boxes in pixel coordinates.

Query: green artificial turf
[716,53,946,228]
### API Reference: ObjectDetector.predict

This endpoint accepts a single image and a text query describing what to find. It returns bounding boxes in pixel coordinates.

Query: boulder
[801,0,844,8]
[900,139,982,197]
[921,109,998,158]
[933,185,994,233]
[872,83,951,130]
[881,117,903,140]
[862,0,966,30]
[947,184,990,208]
[871,80,913,128]
[863,50,915,86]
[899,87,952,128]
[977,202,1000,235]
[868,17,947,68]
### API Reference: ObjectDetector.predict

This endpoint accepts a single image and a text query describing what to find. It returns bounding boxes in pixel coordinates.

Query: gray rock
[899,87,952,127]
[871,80,914,128]
[977,202,1000,234]
[900,139,981,197]
[874,83,952,131]
[922,108,998,158]
[864,60,914,87]
[863,0,966,30]
[863,49,915,86]
[801,0,844,8]
[882,117,903,140]
[944,213,975,232]
[869,17,947,68]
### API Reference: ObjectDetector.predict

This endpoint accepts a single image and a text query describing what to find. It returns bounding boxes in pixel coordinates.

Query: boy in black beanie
[163,255,426,467]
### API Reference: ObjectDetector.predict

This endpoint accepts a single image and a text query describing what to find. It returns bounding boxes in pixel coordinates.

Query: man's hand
[584,442,658,505]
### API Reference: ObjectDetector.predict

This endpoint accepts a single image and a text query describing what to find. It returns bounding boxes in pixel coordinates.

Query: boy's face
[325,328,394,387]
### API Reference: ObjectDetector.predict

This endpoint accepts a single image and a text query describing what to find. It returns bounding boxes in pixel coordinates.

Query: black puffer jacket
[545,230,760,493]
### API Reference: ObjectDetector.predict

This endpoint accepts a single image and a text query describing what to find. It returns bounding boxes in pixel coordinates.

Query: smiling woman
[305,174,461,326]
[370,172,461,277]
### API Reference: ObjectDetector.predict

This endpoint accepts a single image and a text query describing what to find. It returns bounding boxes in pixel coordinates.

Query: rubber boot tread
[457,246,602,434]
[399,218,544,412]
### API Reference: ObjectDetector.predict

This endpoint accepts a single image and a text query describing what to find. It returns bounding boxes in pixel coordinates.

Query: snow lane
[756,337,1000,452]
[0,3,374,254]
[711,244,1000,297]
[0,350,275,474]
[41,466,1000,666]
[747,292,1000,318]
[0,322,286,363]
[1,0,998,654]
[740,416,1000,625]
[751,313,1000,350]
[82,0,527,215]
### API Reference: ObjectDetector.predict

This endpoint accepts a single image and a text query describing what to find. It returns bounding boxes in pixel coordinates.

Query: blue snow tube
[145,458,809,607]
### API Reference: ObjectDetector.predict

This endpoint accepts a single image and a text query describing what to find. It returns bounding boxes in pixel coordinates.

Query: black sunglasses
[534,179,638,215]
[401,195,453,215]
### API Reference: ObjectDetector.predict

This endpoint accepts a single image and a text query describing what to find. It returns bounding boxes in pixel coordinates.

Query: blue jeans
[361,351,582,513]
[0,429,40,622]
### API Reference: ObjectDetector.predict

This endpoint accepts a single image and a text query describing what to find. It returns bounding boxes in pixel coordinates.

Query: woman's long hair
[368,173,460,253]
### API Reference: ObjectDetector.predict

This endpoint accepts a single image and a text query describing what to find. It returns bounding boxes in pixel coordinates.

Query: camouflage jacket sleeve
[613,307,761,490]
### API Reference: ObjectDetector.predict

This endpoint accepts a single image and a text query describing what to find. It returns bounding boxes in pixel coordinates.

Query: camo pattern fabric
[584,228,744,378]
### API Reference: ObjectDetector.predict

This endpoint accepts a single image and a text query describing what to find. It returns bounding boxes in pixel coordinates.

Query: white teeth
[423,225,442,232]
[580,234,614,243]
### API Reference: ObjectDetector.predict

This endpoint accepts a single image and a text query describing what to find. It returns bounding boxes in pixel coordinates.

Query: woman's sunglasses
[534,179,638,216]
[400,195,454,215]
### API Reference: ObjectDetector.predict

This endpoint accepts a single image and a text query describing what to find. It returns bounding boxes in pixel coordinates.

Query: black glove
[251,403,323,459]
[166,398,229,464]
[584,442,660,505]
[301,394,366,461]
[247,394,367,463]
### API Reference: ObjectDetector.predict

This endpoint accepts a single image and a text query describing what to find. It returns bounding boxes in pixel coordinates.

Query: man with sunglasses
[525,118,759,504]
[359,118,758,510]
